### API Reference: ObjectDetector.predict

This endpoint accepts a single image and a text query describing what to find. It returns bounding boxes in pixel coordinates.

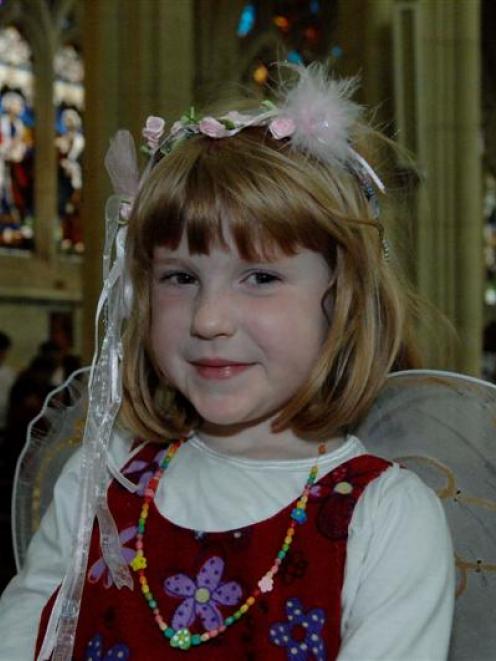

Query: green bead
[170,628,192,650]
[191,634,202,646]
[282,543,289,551]
[225,616,235,626]
[234,611,242,620]
[164,627,175,639]
[278,550,286,559]
[149,599,157,608]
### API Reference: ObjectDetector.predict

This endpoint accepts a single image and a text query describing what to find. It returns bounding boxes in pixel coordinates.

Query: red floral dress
[36,444,390,660]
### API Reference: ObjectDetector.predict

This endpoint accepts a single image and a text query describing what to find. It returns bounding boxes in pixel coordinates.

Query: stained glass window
[54,44,84,254]
[237,3,256,37]
[237,1,340,89]
[0,26,35,251]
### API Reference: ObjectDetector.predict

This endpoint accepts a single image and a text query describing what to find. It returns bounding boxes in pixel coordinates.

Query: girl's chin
[195,403,281,435]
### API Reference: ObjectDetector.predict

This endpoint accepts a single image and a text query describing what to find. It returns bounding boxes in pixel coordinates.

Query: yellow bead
[240,604,248,614]
[284,536,292,545]
[130,554,147,571]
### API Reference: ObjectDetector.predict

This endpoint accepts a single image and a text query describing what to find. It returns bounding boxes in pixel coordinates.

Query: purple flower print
[270,598,326,660]
[164,556,242,632]
[123,449,166,495]
[87,526,137,589]
[85,633,130,660]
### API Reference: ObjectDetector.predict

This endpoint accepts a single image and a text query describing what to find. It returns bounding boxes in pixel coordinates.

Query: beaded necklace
[131,438,326,651]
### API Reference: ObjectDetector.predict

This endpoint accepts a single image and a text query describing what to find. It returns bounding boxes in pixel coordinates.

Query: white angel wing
[11,367,89,570]
[356,369,496,661]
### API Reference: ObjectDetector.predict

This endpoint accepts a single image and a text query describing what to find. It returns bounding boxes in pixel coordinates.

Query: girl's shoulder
[346,448,448,539]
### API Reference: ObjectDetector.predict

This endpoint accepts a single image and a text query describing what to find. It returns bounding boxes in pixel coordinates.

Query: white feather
[281,64,362,168]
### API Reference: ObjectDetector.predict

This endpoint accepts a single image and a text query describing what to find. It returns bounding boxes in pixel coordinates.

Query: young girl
[0,65,454,660]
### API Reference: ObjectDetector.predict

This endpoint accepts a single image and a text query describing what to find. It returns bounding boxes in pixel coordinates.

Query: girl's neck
[196,419,343,461]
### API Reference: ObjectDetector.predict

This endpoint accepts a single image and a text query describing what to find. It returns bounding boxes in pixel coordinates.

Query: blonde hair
[122,126,421,442]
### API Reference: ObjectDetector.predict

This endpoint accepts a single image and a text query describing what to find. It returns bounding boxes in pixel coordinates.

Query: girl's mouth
[190,359,253,380]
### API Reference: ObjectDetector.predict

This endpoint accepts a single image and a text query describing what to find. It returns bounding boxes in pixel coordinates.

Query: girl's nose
[190,290,235,339]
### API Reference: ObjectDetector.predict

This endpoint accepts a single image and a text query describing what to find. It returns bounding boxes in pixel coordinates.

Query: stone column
[452,1,482,374]
[81,0,195,360]
[81,0,122,360]
[30,9,57,262]
[195,0,245,104]
[414,0,482,372]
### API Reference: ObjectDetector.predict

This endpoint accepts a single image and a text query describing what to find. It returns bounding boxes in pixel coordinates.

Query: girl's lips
[191,360,253,380]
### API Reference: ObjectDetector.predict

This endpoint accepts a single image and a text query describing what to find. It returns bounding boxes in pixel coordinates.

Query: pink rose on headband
[143,115,166,150]
[269,116,295,140]
[199,117,229,138]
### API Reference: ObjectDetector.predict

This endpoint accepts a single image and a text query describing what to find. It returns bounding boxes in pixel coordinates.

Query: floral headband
[137,66,385,212]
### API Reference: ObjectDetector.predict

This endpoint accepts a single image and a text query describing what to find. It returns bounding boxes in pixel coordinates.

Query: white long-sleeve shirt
[0,431,454,660]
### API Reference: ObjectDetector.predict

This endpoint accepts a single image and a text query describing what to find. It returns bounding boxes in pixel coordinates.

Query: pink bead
[136,540,143,550]
[275,558,282,566]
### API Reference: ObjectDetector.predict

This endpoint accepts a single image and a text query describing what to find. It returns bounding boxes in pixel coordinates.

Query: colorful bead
[130,554,147,571]
[170,628,192,650]
[258,574,274,593]
[134,436,325,650]
[291,507,307,523]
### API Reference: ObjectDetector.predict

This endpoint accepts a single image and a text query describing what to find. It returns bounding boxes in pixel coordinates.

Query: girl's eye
[158,271,197,286]
[245,271,281,286]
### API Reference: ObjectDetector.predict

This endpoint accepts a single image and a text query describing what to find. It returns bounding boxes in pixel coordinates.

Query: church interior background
[0,0,491,587]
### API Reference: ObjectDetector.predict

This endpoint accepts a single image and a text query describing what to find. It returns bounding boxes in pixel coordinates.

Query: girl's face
[150,230,331,433]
